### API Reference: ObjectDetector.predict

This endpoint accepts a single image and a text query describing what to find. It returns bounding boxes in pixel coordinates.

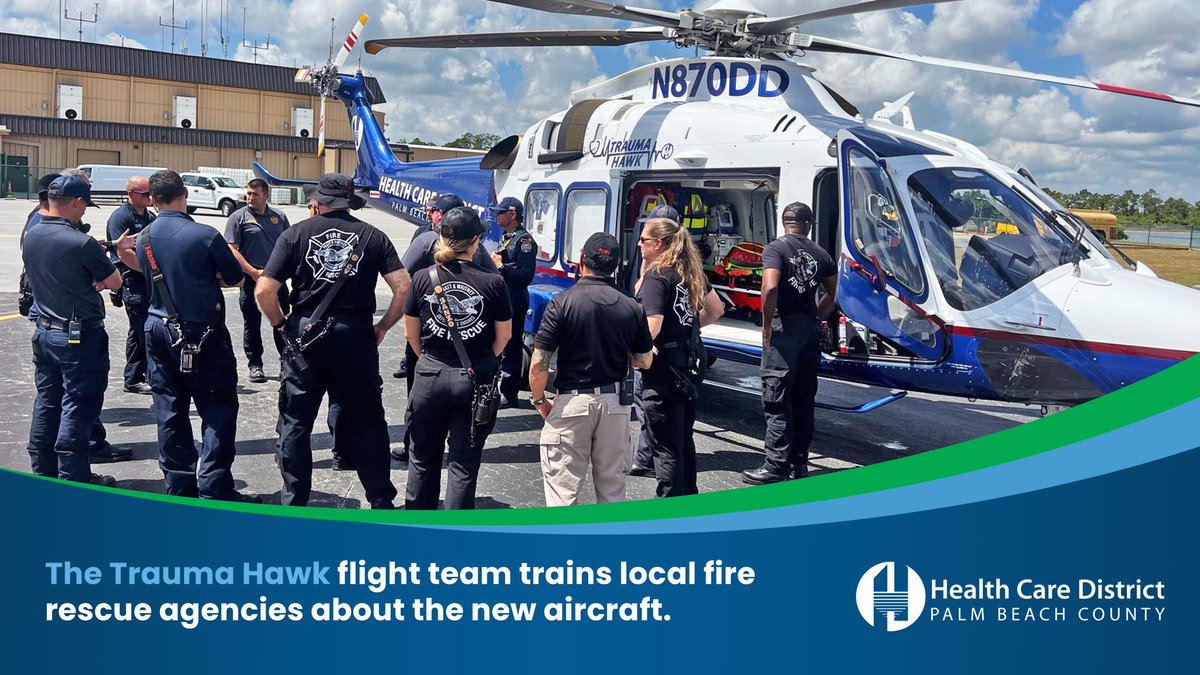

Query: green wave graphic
[6,356,1198,526]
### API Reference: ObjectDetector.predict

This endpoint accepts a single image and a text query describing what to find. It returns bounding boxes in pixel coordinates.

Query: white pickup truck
[181,172,246,217]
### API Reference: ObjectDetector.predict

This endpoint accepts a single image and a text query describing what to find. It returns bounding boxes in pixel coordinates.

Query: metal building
[0,32,388,194]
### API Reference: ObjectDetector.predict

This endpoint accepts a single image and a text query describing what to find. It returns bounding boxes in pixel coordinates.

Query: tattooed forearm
[532,348,554,375]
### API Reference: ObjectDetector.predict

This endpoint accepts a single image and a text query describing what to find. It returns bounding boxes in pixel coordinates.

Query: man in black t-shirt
[23,175,123,487]
[106,175,156,394]
[530,233,653,506]
[225,178,291,383]
[743,202,837,485]
[257,173,408,509]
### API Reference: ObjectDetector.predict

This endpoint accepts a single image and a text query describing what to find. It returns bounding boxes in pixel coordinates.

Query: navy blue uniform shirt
[224,205,290,269]
[106,203,156,267]
[22,216,115,322]
[496,226,538,299]
[401,229,497,276]
[135,210,242,324]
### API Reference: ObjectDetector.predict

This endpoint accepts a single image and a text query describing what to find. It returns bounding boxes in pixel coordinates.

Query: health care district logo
[856,562,926,632]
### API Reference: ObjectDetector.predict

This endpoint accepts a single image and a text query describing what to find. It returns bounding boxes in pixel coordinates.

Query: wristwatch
[531,396,547,406]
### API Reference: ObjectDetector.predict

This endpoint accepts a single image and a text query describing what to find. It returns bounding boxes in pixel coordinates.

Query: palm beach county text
[42,560,756,629]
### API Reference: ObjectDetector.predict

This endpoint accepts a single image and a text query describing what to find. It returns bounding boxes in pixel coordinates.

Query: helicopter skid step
[702,378,907,414]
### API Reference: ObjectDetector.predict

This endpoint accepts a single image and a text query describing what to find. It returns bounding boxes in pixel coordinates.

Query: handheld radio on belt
[141,225,212,373]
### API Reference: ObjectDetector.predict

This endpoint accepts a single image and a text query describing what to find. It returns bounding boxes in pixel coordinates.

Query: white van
[180,172,246,216]
[76,165,168,199]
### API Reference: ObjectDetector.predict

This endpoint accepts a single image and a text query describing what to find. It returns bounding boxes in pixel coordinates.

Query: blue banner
[4,358,1198,673]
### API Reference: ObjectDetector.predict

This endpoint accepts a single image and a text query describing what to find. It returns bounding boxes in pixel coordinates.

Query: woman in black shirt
[402,207,512,509]
[635,217,723,497]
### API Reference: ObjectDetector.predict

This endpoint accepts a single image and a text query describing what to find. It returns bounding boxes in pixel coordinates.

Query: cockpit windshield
[907,167,1082,311]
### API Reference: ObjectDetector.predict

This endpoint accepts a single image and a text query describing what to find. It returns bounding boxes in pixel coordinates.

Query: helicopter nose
[1062,269,1200,388]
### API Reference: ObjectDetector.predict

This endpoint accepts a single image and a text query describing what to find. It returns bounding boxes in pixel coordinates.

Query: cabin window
[562,188,609,265]
[847,148,925,295]
[525,187,560,263]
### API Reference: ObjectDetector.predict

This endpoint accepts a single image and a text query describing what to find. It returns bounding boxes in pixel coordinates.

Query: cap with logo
[433,193,465,213]
[781,201,814,223]
[439,206,487,240]
[581,232,620,274]
[487,196,524,221]
[47,175,98,207]
[638,203,681,224]
[303,173,365,210]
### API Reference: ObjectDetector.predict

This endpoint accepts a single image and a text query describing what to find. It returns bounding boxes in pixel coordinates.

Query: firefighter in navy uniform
[256,174,408,509]
[224,178,291,383]
[116,170,260,502]
[22,175,123,487]
[106,175,155,394]
[742,202,837,484]
[488,196,538,407]
[403,207,512,510]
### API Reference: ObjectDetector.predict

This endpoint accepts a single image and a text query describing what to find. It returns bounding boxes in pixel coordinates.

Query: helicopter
[256,0,1200,411]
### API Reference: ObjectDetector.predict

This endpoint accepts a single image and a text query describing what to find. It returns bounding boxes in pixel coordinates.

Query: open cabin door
[836,130,949,362]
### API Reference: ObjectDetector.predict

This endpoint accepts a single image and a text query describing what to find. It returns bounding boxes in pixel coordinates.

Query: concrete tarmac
[0,197,1038,509]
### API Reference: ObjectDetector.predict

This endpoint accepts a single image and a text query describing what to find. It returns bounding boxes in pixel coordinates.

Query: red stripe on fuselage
[947,326,1195,361]
[1095,83,1174,102]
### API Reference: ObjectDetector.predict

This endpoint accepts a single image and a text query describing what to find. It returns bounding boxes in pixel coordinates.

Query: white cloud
[3,0,1199,200]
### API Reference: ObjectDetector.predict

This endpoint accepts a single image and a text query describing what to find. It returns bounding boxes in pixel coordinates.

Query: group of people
[20,167,837,510]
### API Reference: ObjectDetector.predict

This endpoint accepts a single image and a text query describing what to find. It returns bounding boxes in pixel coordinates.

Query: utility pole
[64,3,98,42]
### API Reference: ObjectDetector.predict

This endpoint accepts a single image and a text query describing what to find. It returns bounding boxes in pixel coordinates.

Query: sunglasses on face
[638,236,658,244]
[130,190,150,196]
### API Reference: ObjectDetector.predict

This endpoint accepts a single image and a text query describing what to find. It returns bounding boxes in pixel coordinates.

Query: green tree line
[1043,187,1200,228]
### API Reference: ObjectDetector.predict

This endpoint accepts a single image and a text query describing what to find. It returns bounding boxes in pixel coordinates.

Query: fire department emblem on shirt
[790,249,820,292]
[424,280,486,333]
[673,283,695,326]
[305,229,363,282]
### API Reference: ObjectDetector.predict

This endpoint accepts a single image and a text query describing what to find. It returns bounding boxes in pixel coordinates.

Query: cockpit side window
[909,167,1081,312]
[848,148,924,295]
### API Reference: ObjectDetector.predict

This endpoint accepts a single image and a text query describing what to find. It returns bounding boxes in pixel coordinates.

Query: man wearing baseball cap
[488,196,538,407]
[743,201,837,485]
[257,173,405,509]
[22,175,124,487]
[529,232,654,506]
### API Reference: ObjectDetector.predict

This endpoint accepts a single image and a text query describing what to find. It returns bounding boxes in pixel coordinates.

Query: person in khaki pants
[529,233,654,506]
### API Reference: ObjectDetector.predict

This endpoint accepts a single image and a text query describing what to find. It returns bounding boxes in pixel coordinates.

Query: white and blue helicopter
[257,0,1200,412]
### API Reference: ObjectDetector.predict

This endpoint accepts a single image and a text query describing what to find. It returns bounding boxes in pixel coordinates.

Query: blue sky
[2,0,1198,201]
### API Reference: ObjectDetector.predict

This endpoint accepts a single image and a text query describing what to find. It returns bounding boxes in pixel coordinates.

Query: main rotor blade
[332,13,370,70]
[748,0,960,35]
[295,67,313,82]
[485,0,680,28]
[365,28,666,52]
[800,35,1200,108]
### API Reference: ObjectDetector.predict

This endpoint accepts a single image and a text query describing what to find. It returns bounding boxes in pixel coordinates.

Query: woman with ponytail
[402,207,512,509]
[635,216,724,497]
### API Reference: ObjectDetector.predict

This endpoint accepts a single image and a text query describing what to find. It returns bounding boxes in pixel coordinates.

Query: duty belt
[560,383,619,395]
[36,317,103,331]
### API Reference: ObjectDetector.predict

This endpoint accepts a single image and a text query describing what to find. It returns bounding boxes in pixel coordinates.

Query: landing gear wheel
[751,310,763,327]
